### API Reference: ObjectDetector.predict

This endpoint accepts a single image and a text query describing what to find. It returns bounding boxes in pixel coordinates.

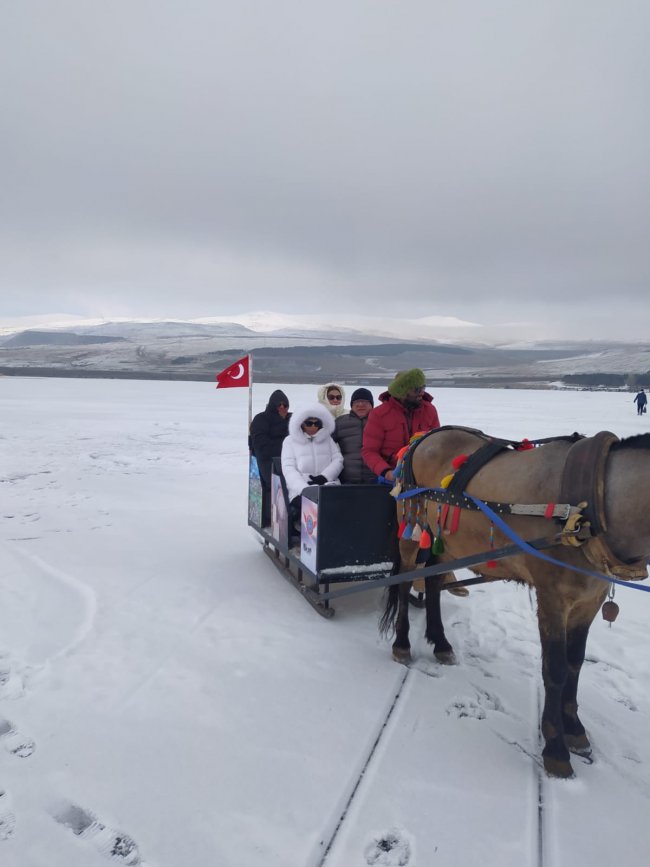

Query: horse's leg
[562,591,606,755]
[425,572,455,663]
[561,622,591,755]
[391,539,419,664]
[536,586,573,778]
[392,582,413,664]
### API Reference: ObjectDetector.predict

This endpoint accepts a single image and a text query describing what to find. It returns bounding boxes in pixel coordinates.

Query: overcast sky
[2,1,649,340]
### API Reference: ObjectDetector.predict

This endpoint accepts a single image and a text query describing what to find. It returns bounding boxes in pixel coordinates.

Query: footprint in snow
[0,717,36,757]
[364,828,412,865]
[0,654,31,700]
[446,684,506,721]
[0,791,16,841]
[51,802,141,865]
[446,696,487,720]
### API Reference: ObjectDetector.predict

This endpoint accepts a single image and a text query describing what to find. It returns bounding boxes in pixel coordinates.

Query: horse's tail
[380,551,403,636]
[379,542,403,637]
[379,584,400,637]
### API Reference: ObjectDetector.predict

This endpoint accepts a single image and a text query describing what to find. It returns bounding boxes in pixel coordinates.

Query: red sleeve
[361,410,391,476]
[413,404,440,437]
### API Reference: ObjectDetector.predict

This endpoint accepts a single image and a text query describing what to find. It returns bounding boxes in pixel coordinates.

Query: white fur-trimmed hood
[288,404,335,440]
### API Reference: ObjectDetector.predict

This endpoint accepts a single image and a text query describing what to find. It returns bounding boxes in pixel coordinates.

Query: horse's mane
[611,432,650,451]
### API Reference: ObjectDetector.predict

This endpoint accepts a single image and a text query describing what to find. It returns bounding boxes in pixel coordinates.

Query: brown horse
[380,427,650,778]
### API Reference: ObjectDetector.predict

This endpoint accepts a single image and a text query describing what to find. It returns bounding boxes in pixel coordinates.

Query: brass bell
[601,600,619,622]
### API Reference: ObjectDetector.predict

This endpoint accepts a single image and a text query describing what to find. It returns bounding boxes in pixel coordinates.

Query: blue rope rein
[396,486,650,593]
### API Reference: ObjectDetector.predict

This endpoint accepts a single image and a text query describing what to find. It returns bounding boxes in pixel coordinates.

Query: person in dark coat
[633,388,647,415]
[334,388,377,484]
[249,389,291,526]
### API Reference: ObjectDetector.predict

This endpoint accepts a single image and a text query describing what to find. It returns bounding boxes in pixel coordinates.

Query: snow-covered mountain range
[0,313,648,388]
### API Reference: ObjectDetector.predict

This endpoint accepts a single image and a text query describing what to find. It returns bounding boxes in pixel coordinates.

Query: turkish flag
[215,355,250,388]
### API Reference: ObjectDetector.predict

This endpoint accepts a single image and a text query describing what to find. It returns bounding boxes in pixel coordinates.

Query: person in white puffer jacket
[281,404,344,504]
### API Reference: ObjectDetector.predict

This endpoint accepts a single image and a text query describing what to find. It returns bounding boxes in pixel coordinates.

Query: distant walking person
[633,388,647,415]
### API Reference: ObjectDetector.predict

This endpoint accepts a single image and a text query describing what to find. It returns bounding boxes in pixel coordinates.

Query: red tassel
[486,560,498,569]
[397,520,407,539]
[451,454,469,469]
[419,529,432,549]
[516,438,534,451]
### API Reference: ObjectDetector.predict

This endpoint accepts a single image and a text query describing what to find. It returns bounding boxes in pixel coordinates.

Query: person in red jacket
[362,368,468,597]
[361,368,440,482]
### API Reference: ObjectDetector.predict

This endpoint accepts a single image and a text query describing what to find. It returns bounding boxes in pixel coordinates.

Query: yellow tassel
[440,473,454,488]
[390,482,402,497]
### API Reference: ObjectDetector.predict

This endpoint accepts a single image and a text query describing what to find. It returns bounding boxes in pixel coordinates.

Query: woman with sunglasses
[281,405,344,535]
[317,382,347,418]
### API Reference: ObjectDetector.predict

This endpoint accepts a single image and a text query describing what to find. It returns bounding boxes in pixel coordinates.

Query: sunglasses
[277,402,288,408]
[302,419,323,428]
[327,394,342,401]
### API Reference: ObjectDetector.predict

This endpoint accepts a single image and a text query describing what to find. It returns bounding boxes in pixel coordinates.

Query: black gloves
[308,474,327,485]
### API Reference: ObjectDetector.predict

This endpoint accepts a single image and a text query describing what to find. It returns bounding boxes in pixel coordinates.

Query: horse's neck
[603,448,650,562]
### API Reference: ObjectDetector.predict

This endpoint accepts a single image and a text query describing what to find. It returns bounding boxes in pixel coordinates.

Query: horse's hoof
[392,647,412,665]
[543,756,575,779]
[565,733,592,757]
[446,585,469,597]
[434,650,457,665]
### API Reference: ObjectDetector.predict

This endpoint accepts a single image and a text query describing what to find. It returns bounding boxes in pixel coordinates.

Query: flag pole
[248,352,253,429]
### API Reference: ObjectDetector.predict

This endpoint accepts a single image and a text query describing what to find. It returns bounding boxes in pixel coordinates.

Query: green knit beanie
[387,369,426,399]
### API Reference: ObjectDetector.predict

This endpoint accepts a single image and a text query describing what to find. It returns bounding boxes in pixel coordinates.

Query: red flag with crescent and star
[215,355,250,388]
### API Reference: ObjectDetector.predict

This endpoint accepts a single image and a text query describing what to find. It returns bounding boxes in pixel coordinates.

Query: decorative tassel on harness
[432,533,445,555]
[432,504,445,554]
[416,525,432,564]
[486,522,497,569]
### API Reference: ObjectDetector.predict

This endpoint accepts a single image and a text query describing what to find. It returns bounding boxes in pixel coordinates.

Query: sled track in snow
[318,598,548,867]
[316,666,410,867]
[535,674,546,867]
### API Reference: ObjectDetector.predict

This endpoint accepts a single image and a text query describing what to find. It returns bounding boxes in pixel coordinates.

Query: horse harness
[397,426,648,581]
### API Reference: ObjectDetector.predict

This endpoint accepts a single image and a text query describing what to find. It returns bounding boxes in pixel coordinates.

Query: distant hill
[2,330,127,347]
[0,319,649,388]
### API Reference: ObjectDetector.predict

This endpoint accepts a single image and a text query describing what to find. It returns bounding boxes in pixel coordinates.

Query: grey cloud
[1,1,650,336]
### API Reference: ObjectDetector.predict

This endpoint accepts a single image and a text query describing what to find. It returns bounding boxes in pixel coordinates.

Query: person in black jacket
[633,388,647,415]
[333,388,377,484]
[250,389,291,525]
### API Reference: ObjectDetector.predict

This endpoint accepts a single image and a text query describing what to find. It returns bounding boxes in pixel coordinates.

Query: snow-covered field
[1,377,650,867]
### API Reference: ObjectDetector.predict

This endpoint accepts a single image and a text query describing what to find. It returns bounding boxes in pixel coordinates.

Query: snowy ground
[1,377,649,867]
